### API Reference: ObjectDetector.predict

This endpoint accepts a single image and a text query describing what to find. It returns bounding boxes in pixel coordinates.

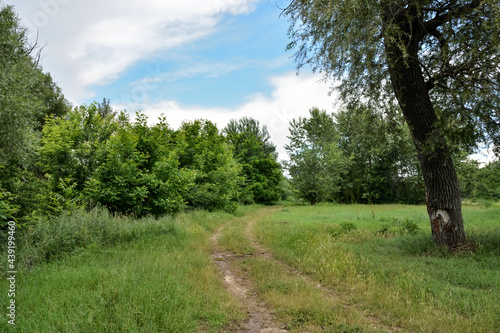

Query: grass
[0,208,245,332]
[1,203,498,332]
[254,203,500,332]
[217,205,385,332]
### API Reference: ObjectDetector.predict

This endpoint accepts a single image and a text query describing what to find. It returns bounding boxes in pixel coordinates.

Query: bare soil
[211,207,396,332]
[211,216,287,333]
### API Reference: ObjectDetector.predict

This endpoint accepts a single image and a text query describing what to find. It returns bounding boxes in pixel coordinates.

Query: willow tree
[283,0,500,246]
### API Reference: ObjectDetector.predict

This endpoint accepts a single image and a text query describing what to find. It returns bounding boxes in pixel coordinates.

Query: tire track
[211,207,287,333]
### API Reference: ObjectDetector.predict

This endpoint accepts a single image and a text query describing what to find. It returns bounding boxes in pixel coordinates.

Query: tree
[335,104,424,204]
[283,0,500,246]
[285,107,352,204]
[224,117,283,204]
[473,161,500,201]
[40,103,117,195]
[176,120,242,212]
[84,113,192,217]
[0,3,70,225]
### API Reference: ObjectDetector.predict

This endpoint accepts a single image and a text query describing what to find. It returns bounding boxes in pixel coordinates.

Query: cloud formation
[8,0,259,101]
[120,71,339,161]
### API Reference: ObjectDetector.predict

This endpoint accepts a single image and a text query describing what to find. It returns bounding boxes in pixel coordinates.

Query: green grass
[239,256,380,332]
[216,205,257,256]
[254,203,500,333]
[217,205,386,332]
[0,209,245,332]
[2,203,498,332]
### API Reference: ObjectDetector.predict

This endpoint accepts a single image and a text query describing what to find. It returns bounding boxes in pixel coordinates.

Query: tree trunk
[383,14,467,247]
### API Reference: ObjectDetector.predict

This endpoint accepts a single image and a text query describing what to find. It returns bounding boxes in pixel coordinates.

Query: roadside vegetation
[253,203,500,332]
[0,207,247,332]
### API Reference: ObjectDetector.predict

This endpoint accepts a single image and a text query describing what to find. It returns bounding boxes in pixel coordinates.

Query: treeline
[0,4,283,226]
[284,106,499,205]
[39,104,284,218]
[285,106,425,204]
[2,100,284,224]
[457,159,500,203]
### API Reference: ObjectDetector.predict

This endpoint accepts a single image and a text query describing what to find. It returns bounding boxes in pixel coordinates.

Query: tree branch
[424,0,483,32]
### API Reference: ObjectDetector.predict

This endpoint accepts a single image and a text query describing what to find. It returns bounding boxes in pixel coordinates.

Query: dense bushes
[35,106,274,217]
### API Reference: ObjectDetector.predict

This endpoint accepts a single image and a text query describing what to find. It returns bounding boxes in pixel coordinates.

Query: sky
[5,0,337,161]
[4,0,495,164]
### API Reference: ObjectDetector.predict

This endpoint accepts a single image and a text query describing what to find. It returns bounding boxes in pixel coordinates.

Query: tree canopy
[283,0,500,246]
[224,117,283,205]
[284,0,499,155]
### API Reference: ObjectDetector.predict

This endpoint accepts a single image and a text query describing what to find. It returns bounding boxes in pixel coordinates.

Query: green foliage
[83,112,193,217]
[0,4,71,225]
[378,218,421,236]
[456,159,500,201]
[335,104,424,204]
[284,0,498,246]
[177,119,242,212]
[286,105,424,205]
[473,161,500,201]
[0,181,18,233]
[0,5,40,166]
[224,117,284,204]
[285,107,352,204]
[39,103,117,194]
[38,108,247,216]
[284,0,500,155]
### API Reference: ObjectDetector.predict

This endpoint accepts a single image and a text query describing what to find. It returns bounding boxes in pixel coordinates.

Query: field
[1,203,499,332]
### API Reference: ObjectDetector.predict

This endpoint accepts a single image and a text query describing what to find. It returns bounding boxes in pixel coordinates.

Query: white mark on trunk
[431,209,451,232]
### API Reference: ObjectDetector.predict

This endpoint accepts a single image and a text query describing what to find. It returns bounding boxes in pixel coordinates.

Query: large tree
[224,117,283,205]
[283,0,500,246]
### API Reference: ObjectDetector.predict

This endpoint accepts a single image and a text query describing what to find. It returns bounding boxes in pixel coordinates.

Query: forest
[1,2,499,230]
[1,1,500,332]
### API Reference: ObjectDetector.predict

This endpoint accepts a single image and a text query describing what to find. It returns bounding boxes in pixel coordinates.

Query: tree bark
[383,10,467,247]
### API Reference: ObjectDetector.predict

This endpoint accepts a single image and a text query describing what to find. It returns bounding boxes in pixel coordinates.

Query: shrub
[15,207,177,270]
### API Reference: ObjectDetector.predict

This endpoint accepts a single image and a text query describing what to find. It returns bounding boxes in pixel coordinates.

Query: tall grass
[0,208,245,332]
[254,203,500,332]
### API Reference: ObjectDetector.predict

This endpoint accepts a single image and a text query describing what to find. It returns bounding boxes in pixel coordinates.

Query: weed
[377,217,420,236]
[400,218,420,234]
[329,222,358,237]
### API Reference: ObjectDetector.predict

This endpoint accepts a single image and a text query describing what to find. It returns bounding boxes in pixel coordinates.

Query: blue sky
[102,3,293,109]
[6,0,336,160]
[4,0,495,163]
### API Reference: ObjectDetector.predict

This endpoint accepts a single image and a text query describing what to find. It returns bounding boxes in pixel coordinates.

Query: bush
[14,207,177,271]
[378,217,421,236]
[329,222,358,237]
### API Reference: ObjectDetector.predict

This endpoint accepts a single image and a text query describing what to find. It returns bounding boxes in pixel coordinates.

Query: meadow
[0,208,247,332]
[252,203,500,332]
[1,203,499,332]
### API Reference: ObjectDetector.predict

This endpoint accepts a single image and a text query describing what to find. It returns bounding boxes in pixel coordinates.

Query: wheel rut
[211,207,287,332]
[211,206,396,332]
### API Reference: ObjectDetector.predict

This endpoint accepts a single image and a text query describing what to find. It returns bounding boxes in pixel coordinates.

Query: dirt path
[211,207,287,332]
[211,207,395,333]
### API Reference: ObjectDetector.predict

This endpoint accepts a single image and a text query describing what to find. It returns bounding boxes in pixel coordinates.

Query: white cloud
[6,0,259,102]
[116,71,339,161]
